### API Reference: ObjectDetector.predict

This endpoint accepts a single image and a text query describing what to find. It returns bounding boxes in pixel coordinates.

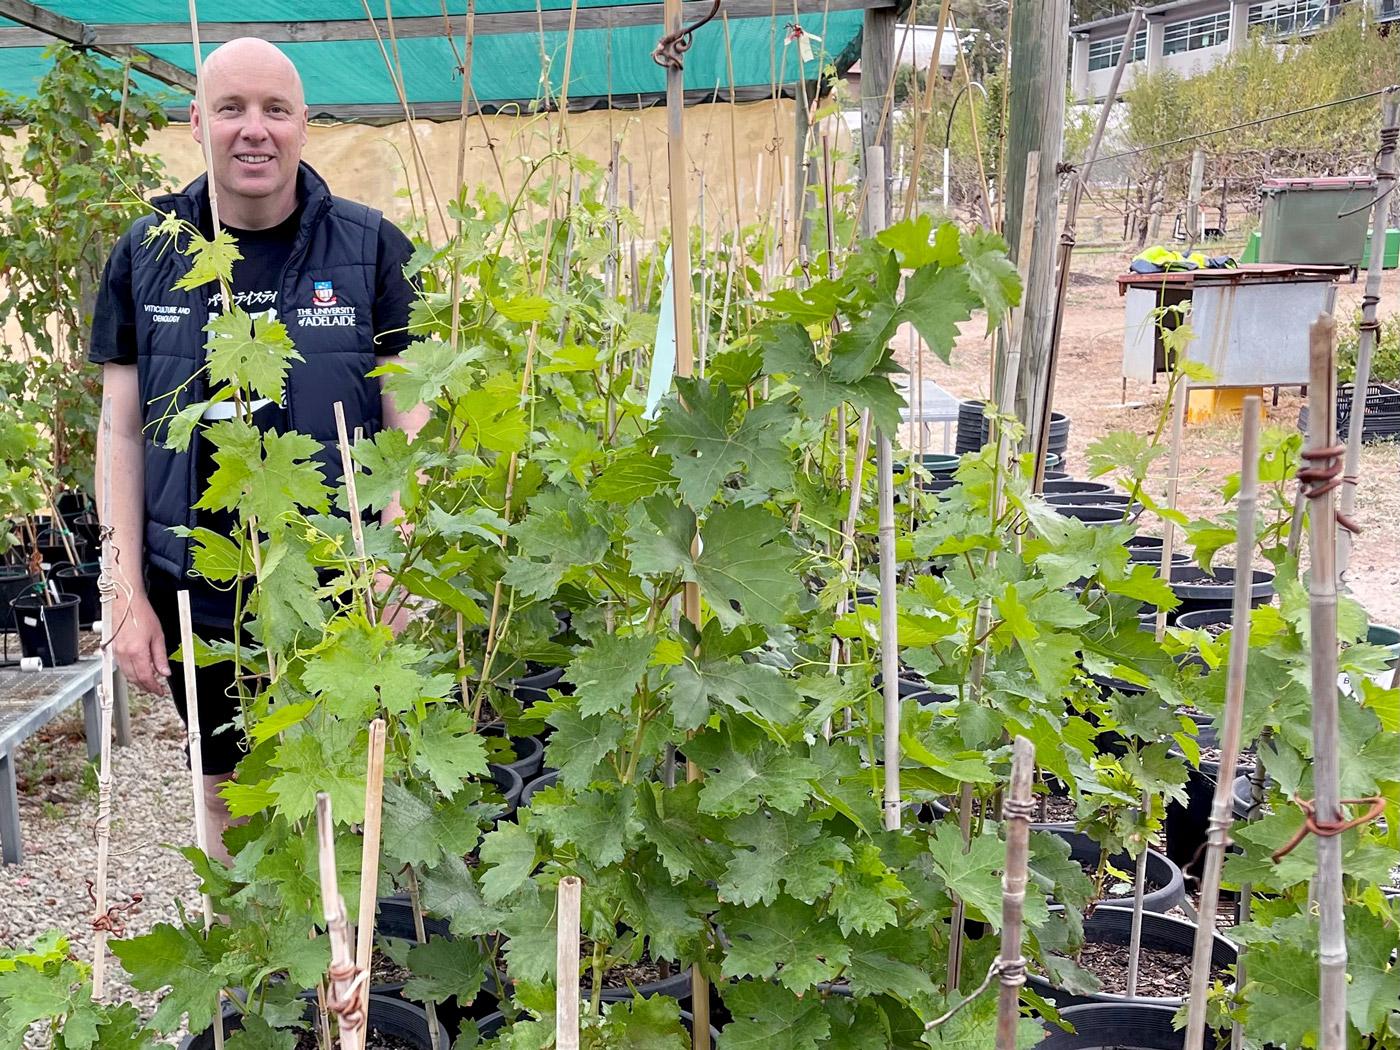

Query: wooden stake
[404,866,443,1050]
[333,402,376,625]
[355,720,388,1018]
[1305,314,1347,1048]
[994,737,1036,1050]
[176,591,226,1046]
[1338,97,1399,573]
[1029,6,1141,486]
[91,399,118,1001]
[1183,397,1260,1050]
[1124,788,1151,998]
[315,794,366,1050]
[1155,374,1190,642]
[877,432,900,831]
[556,876,583,1050]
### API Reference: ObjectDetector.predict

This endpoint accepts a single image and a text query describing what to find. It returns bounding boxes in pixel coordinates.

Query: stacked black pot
[956,399,1070,458]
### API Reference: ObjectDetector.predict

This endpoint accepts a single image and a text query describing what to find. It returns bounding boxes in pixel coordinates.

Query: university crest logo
[312,280,337,305]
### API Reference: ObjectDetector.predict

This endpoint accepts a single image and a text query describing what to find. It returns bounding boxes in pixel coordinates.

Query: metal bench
[0,636,130,864]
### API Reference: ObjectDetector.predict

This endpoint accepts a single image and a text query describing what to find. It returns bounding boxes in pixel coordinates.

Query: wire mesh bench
[0,633,129,864]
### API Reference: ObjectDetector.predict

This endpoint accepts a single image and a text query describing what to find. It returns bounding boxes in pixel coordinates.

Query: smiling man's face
[191,38,308,229]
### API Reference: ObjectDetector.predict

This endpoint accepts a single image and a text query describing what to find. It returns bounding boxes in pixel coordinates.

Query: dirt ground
[897,253,1400,627]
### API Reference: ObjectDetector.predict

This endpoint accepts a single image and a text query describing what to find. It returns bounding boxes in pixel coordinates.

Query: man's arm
[98,363,170,695]
[378,374,430,531]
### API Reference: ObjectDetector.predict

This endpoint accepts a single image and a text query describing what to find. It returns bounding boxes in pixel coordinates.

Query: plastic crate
[1258,177,1375,267]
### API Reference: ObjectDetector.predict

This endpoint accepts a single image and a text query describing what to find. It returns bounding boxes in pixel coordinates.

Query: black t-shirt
[90,198,418,626]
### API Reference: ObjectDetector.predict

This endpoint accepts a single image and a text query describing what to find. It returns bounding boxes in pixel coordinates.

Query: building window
[1087,30,1148,70]
[1382,0,1400,21]
[1247,0,1326,34]
[1162,11,1231,54]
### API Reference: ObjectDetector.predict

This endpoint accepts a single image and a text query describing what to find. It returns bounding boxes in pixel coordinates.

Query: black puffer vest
[129,163,385,579]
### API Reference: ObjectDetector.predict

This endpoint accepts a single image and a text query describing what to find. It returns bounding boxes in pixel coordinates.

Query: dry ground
[897,252,1400,626]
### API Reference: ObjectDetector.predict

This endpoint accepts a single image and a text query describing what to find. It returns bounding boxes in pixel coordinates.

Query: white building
[1070,0,1399,102]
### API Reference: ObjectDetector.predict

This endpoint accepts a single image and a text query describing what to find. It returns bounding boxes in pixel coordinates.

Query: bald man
[90,38,426,860]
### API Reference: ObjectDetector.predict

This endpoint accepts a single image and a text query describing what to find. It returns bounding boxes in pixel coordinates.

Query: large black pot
[372,898,496,1031]
[12,593,80,667]
[182,994,449,1050]
[1173,608,1234,633]
[509,664,567,704]
[1050,504,1131,527]
[1041,479,1114,496]
[1028,907,1236,1010]
[54,563,101,626]
[485,939,693,1007]
[488,763,525,820]
[521,768,559,808]
[1165,748,1255,877]
[1046,493,1143,515]
[483,726,546,783]
[1168,567,1275,616]
[0,564,40,633]
[1034,1002,1227,1048]
[1045,829,1185,914]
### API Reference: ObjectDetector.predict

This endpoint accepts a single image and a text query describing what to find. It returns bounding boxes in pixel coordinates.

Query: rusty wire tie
[652,0,723,70]
[1270,794,1385,862]
[1298,442,1361,536]
[86,879,144,934]
[324,961,370,1033]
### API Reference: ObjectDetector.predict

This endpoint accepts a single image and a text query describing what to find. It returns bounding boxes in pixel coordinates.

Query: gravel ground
[0,681,203,1024]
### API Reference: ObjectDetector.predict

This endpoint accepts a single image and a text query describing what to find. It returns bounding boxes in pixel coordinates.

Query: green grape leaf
[564,634,655,717]
[686,729,819,818]
[267,721,368,824]
[694,504,804,631]
[895,264,977,362]
[632,780,728,882]
[402,936,486,1006]
[185,527,248,583]
[960,227,1022,334]
[718,981,831,1050]
[830,841,906,936]
[350,428,421,513]
[927,825,1012,931]
[409,706,491,797]
[380,780,485,870]
[174,228,241,290]
[503,498,609,600]
[654,380,793,510]
[720,896,851,992]
[761,322,907,434]
[477,822,538,903]
[667,657,802,732]
[846,926,939,1001]
[531,785,633,867]
[1243,940,1320,1048]
[717,809,850,906]
[593,446,677,503]
[543,708,626,791]
[203,308,300,405]
[111,922,231,1034]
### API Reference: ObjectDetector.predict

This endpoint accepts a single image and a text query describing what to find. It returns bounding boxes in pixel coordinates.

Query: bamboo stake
[878,431,900,831]
[334,403,376,624]
[315,794,366,1050]
[1183,397,1260,1050]
[994,737,1036,1050]
[1124,787,1151,998]
[1337,96,1398,574]
[1305,314,1347,1048]
[1155,376,1190,642]
[354,720,388,1018]
[556,876,583,1050]
[1031,6,1144,488]
[404,865,444,1050]
[177,592,225,1048]
[91,400,119,1001]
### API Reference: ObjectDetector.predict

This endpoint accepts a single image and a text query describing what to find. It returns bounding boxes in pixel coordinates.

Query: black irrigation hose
[1094,84,1400,165]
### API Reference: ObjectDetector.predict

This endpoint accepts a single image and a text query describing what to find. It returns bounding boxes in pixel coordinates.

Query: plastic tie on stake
[1270,795,1385,862]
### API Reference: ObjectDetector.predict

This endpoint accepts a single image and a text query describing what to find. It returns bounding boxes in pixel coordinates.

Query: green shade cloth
[0,3,867,115]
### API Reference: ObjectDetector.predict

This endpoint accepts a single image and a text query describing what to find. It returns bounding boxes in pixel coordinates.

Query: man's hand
[113,589,170,696]
[374,570,411,637]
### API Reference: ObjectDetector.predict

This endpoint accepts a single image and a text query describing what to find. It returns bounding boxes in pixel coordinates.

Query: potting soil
[1065,940,1227,998]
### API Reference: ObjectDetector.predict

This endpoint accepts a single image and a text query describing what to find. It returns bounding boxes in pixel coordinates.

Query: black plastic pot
[1368,623,1400,656]
[872,672,956,707]
[475,1005,717,1042]
[182,994,448,1050]
[1127,546,1192,568]
[1167,750,1255,877]
[1233,774,1269,820]
[1046,493,1143,514]
[12,593,80,667]
[1044,829,1185,914]
[55,489,92,523]
[372,898,497,1030]
[918,452,961,476]
[485,938,693,1006]
[509,664,567,704]
[0,564,39,633]
[69,513,102,549]
[1033,1002,1227,1048]
[489,763,525,820]
[1041,480,1114,496]
[1173,608,1234,633]
[483,726,546,783]
[520,768,558,808]
[1049,504,1130,527]
[1028,907,1236,1009]
[1168,567,1274,616]
[35,528,89,572]
[54,563,101,626]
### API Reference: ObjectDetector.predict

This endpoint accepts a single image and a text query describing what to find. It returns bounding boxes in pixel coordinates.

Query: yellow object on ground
[1187,387,1267,423]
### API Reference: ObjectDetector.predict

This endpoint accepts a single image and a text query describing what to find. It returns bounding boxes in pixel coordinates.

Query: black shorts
[147,588,247,777]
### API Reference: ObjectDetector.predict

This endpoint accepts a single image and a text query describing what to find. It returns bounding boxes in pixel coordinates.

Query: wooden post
[1185,149,1206,249]
[355,720,387,1018]
[1155,375,1190,641]
[1338,96,1399,574]
[315,794,365,1050]
[1183,398,1259,1050]
[1000,0,1070,455]
[556,876,583,1050]
[860,4,896,203]
[994,737,1036,1050]
[1305,315,1347,1048]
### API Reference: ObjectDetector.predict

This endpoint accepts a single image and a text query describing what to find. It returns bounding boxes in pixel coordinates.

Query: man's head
[190,38,308,227]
